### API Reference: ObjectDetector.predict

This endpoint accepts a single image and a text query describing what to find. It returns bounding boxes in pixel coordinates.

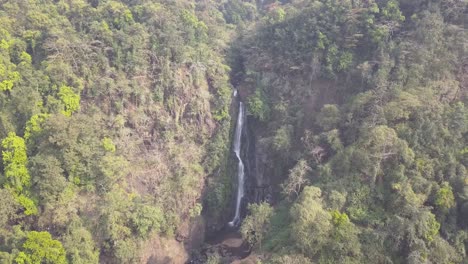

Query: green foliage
[382,0,405,22]
[422,212,441,243]
[101,137,116,153]
[331,210,349,227]
[16,195,37,216]
[290,186,331,256]
[265,7,286,24]
[268,254,312,264]
[97,155,129,191]
[235,0,467,262]
[272,125,292,152]
[241,203,273,249]
[98,189,137,262]
[15,231,67,264]
[181,10,208,42]
[0,188,19,229]
[0,71,20,92]
[0,0,238,261]
[203,119,232,219]
[29,154,67,205]
[189,203,203,218]
[221,0,258,25]
[281,159,310,199]
[24,114,49,141]
[324,129,343,152]
[2,132,30,193]
[316,104,340,131]
[62,221,99,264]
[205,253,221,264]
[435,182,455,211]
[130,203,165,238]
[248,88,269,121]
[326,191,346,211]
[0,33,21,92]
[1,132,37,215]
[0,252,14,264]
[58,86,80,117]
[261,203,293,252]
[326,211,361,262]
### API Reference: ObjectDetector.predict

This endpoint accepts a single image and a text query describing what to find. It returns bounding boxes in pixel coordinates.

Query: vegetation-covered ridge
[0,0,236,263]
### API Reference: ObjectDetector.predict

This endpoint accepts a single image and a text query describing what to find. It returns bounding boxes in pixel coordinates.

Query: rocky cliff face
[247,118,273,205]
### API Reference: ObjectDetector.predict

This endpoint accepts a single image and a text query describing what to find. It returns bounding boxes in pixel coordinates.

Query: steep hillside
[0,0,236,263]
[236,0,468,263]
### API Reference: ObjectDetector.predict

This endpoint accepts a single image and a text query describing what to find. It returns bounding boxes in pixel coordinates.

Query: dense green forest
[0,0,466,263]
[0,0,235,263]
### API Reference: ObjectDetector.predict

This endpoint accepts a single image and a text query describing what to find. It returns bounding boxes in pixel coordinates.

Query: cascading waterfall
[228,99,245,227]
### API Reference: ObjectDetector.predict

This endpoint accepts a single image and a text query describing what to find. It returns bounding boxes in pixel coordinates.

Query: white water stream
[228,100,245,227]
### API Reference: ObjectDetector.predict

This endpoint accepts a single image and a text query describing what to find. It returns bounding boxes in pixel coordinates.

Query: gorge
[0,1,466,264]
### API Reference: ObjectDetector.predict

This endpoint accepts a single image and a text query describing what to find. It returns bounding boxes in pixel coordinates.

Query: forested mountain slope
[0,0,467,264]
[0,0,236,263]
[235,0,468,263]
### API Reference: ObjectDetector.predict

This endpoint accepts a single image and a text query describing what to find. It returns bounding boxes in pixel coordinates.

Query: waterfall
[228,100,245,227]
